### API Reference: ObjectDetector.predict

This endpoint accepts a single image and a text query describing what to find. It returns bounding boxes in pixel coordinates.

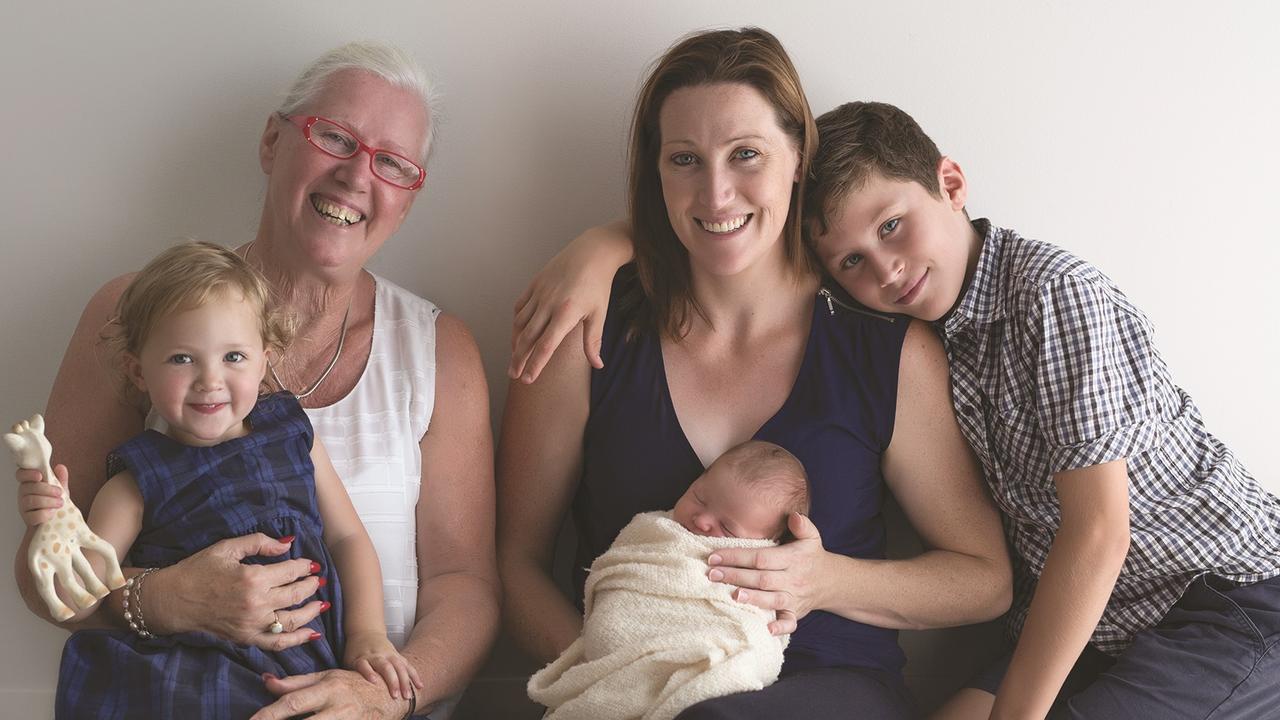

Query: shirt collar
[941,218,1004,337]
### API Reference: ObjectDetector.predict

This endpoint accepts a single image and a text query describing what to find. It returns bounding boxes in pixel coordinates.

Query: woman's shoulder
[601,263,651,336]
[433,312,483,368]
[896,318,947,379]
[369,271,442,323]
[817,288,912,358]
[78,272,137,329]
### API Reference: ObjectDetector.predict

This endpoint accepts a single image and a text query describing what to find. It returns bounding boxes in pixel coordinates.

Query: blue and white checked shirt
[938,220,1280,654]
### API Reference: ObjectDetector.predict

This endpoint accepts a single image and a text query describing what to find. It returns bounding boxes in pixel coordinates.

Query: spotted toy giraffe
[5,414,125,621]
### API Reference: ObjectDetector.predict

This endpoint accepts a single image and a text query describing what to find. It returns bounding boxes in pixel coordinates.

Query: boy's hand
[509,220,633,383]
[344,630,423,701]
[15,464,66,527]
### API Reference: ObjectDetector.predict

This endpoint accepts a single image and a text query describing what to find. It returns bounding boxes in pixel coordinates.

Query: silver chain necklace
[242,241,353,401]
[269,300,351,400]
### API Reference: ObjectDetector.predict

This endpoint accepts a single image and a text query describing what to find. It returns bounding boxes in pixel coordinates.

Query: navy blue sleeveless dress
[577,271,910,678]
[56,392,344,720]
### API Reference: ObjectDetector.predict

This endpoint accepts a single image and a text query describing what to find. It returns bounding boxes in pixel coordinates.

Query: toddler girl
[17,241,419,718]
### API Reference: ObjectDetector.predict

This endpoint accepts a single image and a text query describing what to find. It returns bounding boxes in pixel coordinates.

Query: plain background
[2,1,1277,714]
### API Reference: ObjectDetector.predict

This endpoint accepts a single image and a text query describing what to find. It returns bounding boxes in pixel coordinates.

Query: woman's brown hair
[625,27,818,339]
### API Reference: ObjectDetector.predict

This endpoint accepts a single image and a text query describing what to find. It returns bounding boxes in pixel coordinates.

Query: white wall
[2,0,1277,713]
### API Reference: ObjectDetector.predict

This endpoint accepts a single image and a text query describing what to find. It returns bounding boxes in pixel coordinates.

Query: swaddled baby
[529,440,809,720]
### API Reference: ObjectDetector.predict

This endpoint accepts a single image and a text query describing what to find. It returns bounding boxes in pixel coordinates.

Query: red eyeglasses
[285,115,426,190]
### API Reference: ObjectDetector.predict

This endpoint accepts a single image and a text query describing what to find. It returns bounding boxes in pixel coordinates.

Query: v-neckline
[655,294,821,470]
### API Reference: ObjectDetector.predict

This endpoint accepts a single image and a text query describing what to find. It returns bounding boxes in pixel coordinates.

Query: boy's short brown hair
[806,101,943,237]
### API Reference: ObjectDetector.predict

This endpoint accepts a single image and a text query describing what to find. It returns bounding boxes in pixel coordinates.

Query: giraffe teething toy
[5,414,125,621]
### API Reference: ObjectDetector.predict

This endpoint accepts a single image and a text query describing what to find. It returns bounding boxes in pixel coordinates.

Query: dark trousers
[967,574,1280,719]
[674,666,915,720]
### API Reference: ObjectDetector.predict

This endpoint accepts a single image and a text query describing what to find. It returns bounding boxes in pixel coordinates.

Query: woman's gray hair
[278,40,440,163]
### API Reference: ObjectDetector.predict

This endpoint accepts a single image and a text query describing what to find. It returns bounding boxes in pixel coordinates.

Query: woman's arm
[398,313,501,714]
[844,319,1012,628]
[498,324,592,664]
[708,321,1011,630]
[509,220,632,384]
[43,275,142,508]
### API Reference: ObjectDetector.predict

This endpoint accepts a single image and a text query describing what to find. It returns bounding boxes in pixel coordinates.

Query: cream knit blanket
[528,511,788,720]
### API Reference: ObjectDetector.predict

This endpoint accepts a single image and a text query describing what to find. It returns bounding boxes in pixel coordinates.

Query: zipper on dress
[817,288,897,322]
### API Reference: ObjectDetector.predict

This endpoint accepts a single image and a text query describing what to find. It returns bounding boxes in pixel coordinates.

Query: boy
[805,101,1280,719]
[528,441,809,720]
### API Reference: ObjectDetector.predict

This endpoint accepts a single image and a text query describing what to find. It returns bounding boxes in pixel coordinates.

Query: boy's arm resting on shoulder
[498,323,593,664]
[990,460,1131,720]
[842,319,1012,629]
[509,220,634,384]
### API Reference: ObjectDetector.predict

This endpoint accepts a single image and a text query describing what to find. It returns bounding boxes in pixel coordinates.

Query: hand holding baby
[707,512,831,636]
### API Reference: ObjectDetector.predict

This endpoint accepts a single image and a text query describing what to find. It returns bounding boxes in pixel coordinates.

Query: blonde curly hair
[102,241,294,403]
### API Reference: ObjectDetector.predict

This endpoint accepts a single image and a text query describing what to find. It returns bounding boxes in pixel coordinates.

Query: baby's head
[673,440,809,540]
[106,241,292,445]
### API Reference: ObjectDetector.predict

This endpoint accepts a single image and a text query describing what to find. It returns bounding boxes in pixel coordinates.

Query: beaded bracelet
[122,567,159,639]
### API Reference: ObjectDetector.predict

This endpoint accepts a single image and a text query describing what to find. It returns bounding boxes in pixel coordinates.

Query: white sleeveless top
[309,275,458,719]
[304,273,438,649]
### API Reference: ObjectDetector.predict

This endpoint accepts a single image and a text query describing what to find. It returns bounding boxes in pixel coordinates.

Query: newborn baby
[529,440,809,720]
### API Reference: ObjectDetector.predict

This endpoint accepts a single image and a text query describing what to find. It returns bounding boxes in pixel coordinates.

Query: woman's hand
[253,668,414,720]
[147,533,328,650]
[344,630,423,701]
[15,464,65,527]
[705,513,831,636]
[509,220,634,384]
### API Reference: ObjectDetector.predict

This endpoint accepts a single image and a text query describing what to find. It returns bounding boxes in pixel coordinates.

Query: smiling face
[657,82,801,279]
[812,160,980,321]
[672,460,790,540]
[127,292,268,447]
[258,69,429,275]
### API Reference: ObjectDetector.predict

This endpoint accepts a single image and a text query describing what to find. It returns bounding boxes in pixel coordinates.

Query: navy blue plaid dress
[56,392,344,720]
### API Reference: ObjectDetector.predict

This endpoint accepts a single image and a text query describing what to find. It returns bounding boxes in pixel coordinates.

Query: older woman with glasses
[13,42,497,720]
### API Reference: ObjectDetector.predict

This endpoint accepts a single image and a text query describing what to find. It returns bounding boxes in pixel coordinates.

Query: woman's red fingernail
[310,561,321,574]
[317,576,327,587]
[309,631,322,641]
[319,601,332,612]
[279,535,295,544]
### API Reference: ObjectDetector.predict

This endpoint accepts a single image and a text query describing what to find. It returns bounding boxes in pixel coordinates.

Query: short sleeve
[1032,275,1164,472]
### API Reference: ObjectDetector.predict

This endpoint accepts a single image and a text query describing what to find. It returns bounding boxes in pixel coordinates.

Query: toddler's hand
[15,465,65,527]
[344,630,423,701]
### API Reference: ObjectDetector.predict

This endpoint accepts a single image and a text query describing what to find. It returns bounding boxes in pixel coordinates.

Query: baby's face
[672,462,786,540]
